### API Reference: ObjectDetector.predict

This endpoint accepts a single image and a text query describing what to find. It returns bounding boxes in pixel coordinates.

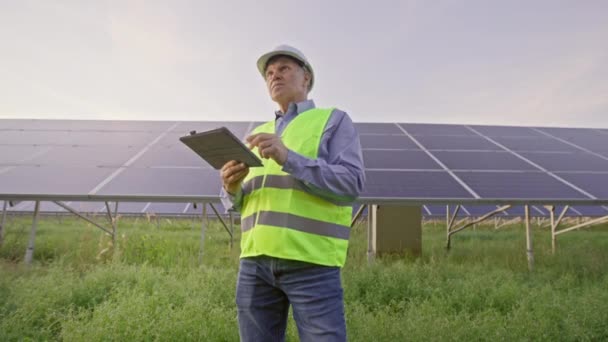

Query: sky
[0,0,607,128]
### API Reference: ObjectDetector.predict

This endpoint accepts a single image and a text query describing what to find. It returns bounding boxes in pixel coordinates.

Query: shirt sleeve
[281,109,366,203]
[220,186,244,212]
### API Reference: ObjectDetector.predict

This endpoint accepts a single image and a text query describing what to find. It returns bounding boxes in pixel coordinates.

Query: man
[220,44,365,342]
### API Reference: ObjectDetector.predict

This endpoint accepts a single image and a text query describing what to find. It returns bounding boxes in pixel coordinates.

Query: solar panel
[2,119,608,218]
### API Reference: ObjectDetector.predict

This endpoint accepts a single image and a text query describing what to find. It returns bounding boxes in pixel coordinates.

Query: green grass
[1,215,607,341]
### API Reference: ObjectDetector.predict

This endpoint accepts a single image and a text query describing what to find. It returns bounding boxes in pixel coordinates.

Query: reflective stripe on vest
[241,211,350,240]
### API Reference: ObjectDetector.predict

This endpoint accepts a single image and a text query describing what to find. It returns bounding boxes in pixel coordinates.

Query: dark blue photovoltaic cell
[492,136,578,152]
[0,166,115,195]
[556,173,608,199]
[455,172,589,199]
[0,146,49,164]
[432,151,537,171]
[363,150,442,169]
[415,135,501,151]
[470,125,543,137]
[423,204,447,216]
[0,131,80,145]
[537,127,608,153]
[133,145,213,168]
[96,168,220,197]
[0,130,158,146]
[521,152,608,172]
[361,171,474,199]
[400,124,476,136]
[0,119,175,131]
[355,123,403,134]
[568,206,608,217]
[360,135,419,149]
[26,146,138,167]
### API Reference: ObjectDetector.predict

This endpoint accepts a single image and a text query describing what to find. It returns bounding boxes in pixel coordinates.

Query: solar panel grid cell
[360,134,419,149]
[400,123,477,136]
[520,152,608,172]
[469,125,543,137]
[362,171,474,199]
[0,166,116,195]
[354,123,403,134]
[556,173,608,199]
[363,150,442,170]
[455,171,590,200]
[431,151,538,171]
[415,135,501,151]
[95,167,220,197]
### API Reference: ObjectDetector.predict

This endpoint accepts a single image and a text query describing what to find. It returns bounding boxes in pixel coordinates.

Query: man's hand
[220,160,249,195]
[246,133,289,165]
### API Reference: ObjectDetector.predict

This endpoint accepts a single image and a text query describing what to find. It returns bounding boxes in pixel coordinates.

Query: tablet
[179,127,263,169]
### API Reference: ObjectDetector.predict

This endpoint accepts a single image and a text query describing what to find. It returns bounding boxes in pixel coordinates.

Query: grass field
[1,214,607,341]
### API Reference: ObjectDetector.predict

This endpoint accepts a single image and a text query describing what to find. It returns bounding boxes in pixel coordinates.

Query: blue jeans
[236,256,347,342]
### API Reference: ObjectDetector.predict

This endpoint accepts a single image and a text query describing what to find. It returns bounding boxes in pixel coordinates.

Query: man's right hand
[220,160,250,195]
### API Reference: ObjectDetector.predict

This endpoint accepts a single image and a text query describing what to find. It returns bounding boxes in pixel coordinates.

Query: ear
[303,70,312,89]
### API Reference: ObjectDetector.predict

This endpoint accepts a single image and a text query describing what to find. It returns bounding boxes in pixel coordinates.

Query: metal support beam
[351,205,366,227]
[447,205,511,250]
[554,215,608,237]
[0,200,7,246]
[199,202,207,264]
[24,201,40,265]
[549,205,568,254]
[445,205,461,250]
[525,205,534,271]
[208,203,232,239]
[105,201,117,245]
[53,201,113,235]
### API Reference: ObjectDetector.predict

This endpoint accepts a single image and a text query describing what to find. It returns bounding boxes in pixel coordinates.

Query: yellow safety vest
[240,107,352,267]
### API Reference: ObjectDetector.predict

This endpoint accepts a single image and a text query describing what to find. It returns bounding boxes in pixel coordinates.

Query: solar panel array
[1,119,608,217]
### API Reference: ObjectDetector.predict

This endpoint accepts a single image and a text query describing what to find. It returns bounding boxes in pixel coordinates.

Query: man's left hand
[246,133,289,165]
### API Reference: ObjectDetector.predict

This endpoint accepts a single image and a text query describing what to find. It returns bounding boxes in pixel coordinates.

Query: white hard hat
[256,44,314,91]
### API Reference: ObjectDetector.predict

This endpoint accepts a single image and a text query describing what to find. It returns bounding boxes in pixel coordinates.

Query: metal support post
[0,200,7,246]
[351,204,366,227]
[199,202,207,264]
[24,201,41,265]
[445,205,461,250]
[367,204,375,263]
[525,205,534,271]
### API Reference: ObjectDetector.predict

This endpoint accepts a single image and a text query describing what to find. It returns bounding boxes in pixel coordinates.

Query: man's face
[264,56,310,105]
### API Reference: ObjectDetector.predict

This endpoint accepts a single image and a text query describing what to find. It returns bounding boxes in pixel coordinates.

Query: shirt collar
[275,99,316,120]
